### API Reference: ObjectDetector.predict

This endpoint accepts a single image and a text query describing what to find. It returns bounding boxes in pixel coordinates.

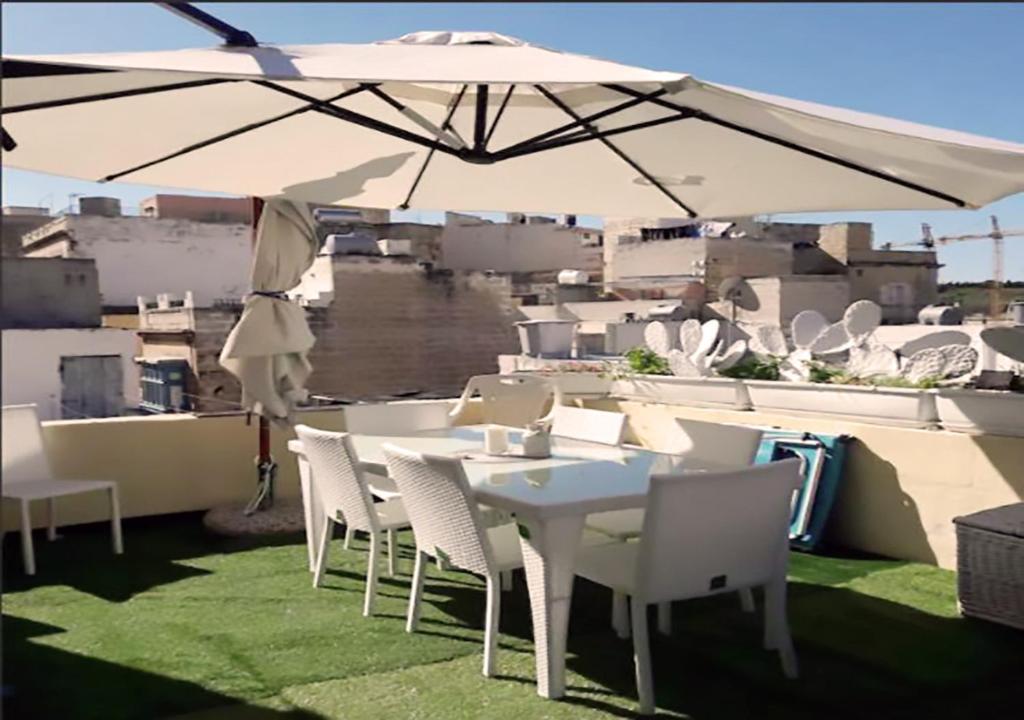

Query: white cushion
[585,508,644,540]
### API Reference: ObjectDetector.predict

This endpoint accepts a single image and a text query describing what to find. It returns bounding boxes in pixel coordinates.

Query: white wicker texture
[383,443,523,677]
[955,503,1024,630]
[382,444,497,577]
[295,425,381,533]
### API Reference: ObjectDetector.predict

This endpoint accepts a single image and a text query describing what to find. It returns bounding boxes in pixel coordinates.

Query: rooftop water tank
[918,304,964,325]
[557,269,588,285]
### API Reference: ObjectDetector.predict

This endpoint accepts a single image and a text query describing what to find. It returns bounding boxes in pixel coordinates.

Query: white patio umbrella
[3,28,1024,429]
[3,30,1023,220]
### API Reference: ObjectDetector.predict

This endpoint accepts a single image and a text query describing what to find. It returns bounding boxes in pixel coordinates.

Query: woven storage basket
[953,502,1024,631]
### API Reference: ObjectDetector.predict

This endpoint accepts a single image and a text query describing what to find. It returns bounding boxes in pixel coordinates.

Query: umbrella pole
[244,196,276,515]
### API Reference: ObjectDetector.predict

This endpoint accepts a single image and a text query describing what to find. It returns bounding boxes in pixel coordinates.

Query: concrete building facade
[2,257,102,329]
[439,212,602,275]
[303,255,520,401]
[1,205,52,256]
[603,217,938,323]
[136,293,244,413]
[1,255,139,419]
[21,209,252,308]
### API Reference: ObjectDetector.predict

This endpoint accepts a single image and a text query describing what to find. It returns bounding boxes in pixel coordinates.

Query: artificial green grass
[3,513,1022,720]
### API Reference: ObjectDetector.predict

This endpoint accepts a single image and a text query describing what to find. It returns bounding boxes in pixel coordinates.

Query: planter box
[515,320,577,359]
[611,376,750,410]
[743,381,938,429]
[539,372,613,397]
[935,389,1024,437]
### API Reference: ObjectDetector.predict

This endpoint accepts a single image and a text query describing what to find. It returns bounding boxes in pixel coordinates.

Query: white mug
[484,425,509,455]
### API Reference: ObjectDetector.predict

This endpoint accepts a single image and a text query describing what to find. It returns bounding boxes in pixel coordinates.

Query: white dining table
[288,425,730,700]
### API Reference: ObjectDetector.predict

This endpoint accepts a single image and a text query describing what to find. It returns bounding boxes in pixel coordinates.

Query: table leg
[517,514,585,700]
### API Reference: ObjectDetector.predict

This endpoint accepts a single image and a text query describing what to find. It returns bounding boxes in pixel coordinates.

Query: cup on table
[484,425,509,455]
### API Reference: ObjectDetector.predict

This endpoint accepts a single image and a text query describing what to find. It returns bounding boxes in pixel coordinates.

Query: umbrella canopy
[3,30,1023,218]
[219,198,317,422]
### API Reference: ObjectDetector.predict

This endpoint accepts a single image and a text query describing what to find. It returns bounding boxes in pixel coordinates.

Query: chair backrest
[294,425,380,532]
[381,443,495,577]
[2,404,54,486]
[344,401,451,435]
[635,458,803,603]
[668,418,764,467]
[451,374,557,428]
[550,405,626,445]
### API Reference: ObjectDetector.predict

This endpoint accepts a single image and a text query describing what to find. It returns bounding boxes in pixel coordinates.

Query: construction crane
[882,215,1023,318]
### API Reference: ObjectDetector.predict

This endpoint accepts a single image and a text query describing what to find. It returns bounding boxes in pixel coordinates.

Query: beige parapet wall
[583,398,1023,570]
[2,409,346,533]
[2,399,482,534]
[7,394,1017,570]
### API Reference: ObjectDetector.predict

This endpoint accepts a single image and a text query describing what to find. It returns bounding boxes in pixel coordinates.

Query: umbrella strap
[250,290,289,300]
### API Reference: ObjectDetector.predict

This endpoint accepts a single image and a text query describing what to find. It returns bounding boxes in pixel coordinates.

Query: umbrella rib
[254,81,463,158]
[602,83,969,208]
[493,114,692,161]
[99,85,375,183]
[365,86,466,150]
[533,84,698,218]
[399,84,468,210]
[4,78,236,114]
[495,87,669,157]
[483,84,515,148]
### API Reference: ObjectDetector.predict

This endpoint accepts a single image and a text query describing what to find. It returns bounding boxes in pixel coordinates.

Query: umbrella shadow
[270,153,416,206]
[2,615,323,720]
[1,511,304,603]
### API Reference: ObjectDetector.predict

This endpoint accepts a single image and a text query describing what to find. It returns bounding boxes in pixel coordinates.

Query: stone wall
[1,257,102,329]
[22,215,252,307]
[305,256,520,400]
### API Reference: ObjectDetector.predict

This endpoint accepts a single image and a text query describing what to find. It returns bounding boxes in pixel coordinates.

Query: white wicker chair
[448,374,560,428]
[586,418,765,541]
[550,404,627,445]
[574,458,804,715]
[342,401,452,546]
[381,443,524,677]
[1,404,123,575]
[294,425,410,616]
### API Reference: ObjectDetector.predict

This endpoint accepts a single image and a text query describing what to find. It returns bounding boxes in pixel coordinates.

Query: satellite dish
[718,276,744,301]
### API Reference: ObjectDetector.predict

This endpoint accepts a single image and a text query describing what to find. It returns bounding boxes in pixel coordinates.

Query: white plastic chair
[586,418,765,541]
[448,374,561,428]
[550,404,627,445]
[344,401,452,436]
[294,425,411,616]
[1,404,123,575]
[381,443,525,677]
[574,458,804,715]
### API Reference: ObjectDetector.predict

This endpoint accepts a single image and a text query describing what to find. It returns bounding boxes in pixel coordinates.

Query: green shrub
[623,347,671,376]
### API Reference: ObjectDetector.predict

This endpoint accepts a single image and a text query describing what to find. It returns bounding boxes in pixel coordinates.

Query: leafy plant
[719,355,782,381]
[807,361,847,384]
[623,347,671,376]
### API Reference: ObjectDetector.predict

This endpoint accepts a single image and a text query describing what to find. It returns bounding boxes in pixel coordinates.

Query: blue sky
[3,2,1022,282]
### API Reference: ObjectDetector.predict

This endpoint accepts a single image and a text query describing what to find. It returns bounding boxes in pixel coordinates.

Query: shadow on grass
[1,615,323,720]
[1,512,309,602]
[550,582,1024,720]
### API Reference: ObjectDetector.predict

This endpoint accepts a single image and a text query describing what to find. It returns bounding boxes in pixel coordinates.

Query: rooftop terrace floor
[3,513,1021,719]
